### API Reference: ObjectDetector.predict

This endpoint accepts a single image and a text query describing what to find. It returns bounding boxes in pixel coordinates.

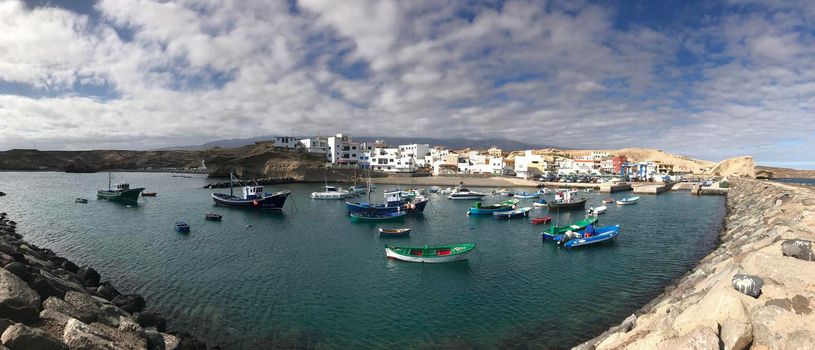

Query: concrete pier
[598,183,633,193]
[633,183,673,194]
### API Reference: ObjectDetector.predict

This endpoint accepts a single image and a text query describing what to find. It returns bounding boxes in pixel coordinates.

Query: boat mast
[108,172,112,191]
[229,172,234,197]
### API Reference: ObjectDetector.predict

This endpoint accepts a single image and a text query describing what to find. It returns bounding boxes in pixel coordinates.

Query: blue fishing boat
[211,173,290,210]
[532,198,547,207]
[468,199,519,215]
[175,221,190,233]
[560,225,620,248]
[513,191,539,199]
[350,211,407,222]
[346,189,428,214]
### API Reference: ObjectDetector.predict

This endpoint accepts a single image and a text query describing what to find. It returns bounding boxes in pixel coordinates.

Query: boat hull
[211,191,290,210]
[493,207,532,218]
[547,198,588,210]
[350,212,407,222]
[563,225,620,248]
[448,194,486,200]
[385,244,475,263]
[345,197,428,214]
[97,188,144,202]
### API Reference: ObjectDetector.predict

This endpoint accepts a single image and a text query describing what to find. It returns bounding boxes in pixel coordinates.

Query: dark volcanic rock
[113,293,146,313]
[136,311,167,332]
[78,266,101,287]
[96,281,121,300]
[3,261,34,283]
[42,296,97,324]
[781,239,814,261]
[0,323,67,350]
[732,274,763,298]
[172,331,207,350]
[0,268,40,323]
[29,270,84,299]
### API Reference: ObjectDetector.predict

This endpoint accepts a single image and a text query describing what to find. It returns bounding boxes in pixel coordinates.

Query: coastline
[369,175,540,188]
[575,178,815,349]
[0,213,206,349]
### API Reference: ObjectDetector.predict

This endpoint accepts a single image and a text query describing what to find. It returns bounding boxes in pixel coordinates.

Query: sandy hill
[755,166,815,179]
[708,156,755,178]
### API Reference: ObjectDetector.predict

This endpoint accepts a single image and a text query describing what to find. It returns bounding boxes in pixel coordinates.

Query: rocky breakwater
[0,213,207,349]
[576,178,815,350]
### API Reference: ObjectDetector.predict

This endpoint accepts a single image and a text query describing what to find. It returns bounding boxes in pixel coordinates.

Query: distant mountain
[159,135,561,152]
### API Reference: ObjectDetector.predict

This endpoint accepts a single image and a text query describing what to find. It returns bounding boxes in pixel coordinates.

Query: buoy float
[253,200,259,206]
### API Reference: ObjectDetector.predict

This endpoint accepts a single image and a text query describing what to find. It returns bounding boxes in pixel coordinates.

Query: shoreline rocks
[575,178,815,349]
[0,214,206,349]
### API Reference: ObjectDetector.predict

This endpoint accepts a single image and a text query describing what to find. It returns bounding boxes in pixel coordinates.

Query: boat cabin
[114,183,130,191]
[241,186,264,199]
[325,186,339,192]
[384,190,405,205]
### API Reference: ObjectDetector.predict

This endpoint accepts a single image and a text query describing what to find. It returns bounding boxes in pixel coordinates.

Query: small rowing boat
[142,192,157,197]
[602,198,614,203]
[204,213,222,221]
[616,196,640,205]
[385,243,475,263]
[540,217,599,240]
[531,216,552,224]
[586,205,607,216]
[493,207,532,219]
[175,221,190,233]
[379,227,411,237]
[468,199,519,215]
[513,191,539,199]
[532,199,547,207]
[75,198,88,204]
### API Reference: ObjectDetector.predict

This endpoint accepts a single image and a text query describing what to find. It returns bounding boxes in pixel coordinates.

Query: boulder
[781,239,814,261]
[171,331,206,350]
[656,325,720,349]
[98,304,130,328]
[2,262,33,283]
[0,318,13,336]
[145,329,166,350]
[64,291,103,320]
[113,294,146,313]
[0,268,40,323]
[750,305,795,349]
[78,267,101,288]
[29,270,84,299]
[136,312,166,332]
[720,317,752,350]
[96,281,121,301]
[784,330,815,350]
[39,309,76,340]
[162,333,179,350]
[42,296,97,324]
[62,319,125,350]
[89,319,148,350]
[0,323,67,350]
[672,287,748,335]
[732,274,763,298]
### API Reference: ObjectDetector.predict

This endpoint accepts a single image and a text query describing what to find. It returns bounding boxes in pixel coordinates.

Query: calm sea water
[0,172,725,349]
[774,178,815,186]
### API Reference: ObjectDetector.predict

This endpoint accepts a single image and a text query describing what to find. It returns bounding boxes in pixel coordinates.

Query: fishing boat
[546,189,588,211]
[428,187,440,194]
[602,198,614,203]
[537,188,553,195]
[97,173,144,203]
[142,192,157,197]
[586,205,607,216]
[350,211,407,222]
[532,199,548,207]
[310,185,354,199]
[211,173,290,210]
[346,179,428,214]
[531,216,552,224]
[385,243,476,263]
[492,188,508,195]
[204,213,222,221]
[468,199,519,215]
[378,227,411,237]
[616,196,640,205]
[447,186,487,200]
[174,221,190,233]
[513,192,539,199]
[493,206,532,219]
[75,198,88,204]
[560,225,621,248]
[584,188,594,192]
[540,217,599,240]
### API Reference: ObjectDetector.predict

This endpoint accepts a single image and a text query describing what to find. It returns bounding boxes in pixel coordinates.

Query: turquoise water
[0,172,725,349]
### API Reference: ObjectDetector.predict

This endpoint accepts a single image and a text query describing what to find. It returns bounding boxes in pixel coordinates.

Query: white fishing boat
[616,196,640,205]
[586,205,607,216]
[447,186,487,200]
[310,186,354,200]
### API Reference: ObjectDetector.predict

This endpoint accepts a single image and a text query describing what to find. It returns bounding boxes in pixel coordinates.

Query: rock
[732,274,763,298]
[0,323,67,350]
[162,333,179,350]
[78,266,101,288]
[39,309,76,340]
[671,287,748,335]
[96,281,121,301]
[0,267,41,323]
[656,325,720,349]
[145,330,166,350]
[0,318,13,336]
[784,330,815,350]
[791,295,811,315]
[64,291,103,320]
[172,331,206,350]
[113,294,146,313]
[3,262,33,283]
[62,319,124,350]
[136,312,166,332]
[97,304,130,328]
[750,305,794,349]
[781,239,814,261]
[720,317,752,350]
[29,270,85,299]
[42,296,97,324]
[88,319,148,350]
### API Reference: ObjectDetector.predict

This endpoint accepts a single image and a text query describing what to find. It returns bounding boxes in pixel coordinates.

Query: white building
[327,134,361,165]
[514,150,546,179]
[370,146,418,173]
[590,151,610,160]
[557,158,576,175]
[398,144,430,167]
[298,137,328,155]
[573,159,601,174]
[600,159,614,173]
[274,136,299,149]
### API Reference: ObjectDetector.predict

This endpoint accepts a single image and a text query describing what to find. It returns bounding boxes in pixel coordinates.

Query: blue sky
[1,0,814,169]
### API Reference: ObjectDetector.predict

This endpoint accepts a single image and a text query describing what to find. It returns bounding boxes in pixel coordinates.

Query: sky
[1,0,814,168]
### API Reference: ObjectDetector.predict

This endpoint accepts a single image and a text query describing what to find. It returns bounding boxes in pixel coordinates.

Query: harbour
[0,171,725,348]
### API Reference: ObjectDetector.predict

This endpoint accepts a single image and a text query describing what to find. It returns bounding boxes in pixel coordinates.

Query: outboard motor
[558,230,582,246]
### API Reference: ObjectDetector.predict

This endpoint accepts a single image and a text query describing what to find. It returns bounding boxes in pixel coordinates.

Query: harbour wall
[574,178,815,349]
[0,214,207,349]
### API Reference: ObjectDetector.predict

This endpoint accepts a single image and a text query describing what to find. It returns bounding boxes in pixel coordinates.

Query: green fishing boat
[385,243,475,263]
[468,199,520,215]
[96,173,144,203]
[545,217,598,236]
